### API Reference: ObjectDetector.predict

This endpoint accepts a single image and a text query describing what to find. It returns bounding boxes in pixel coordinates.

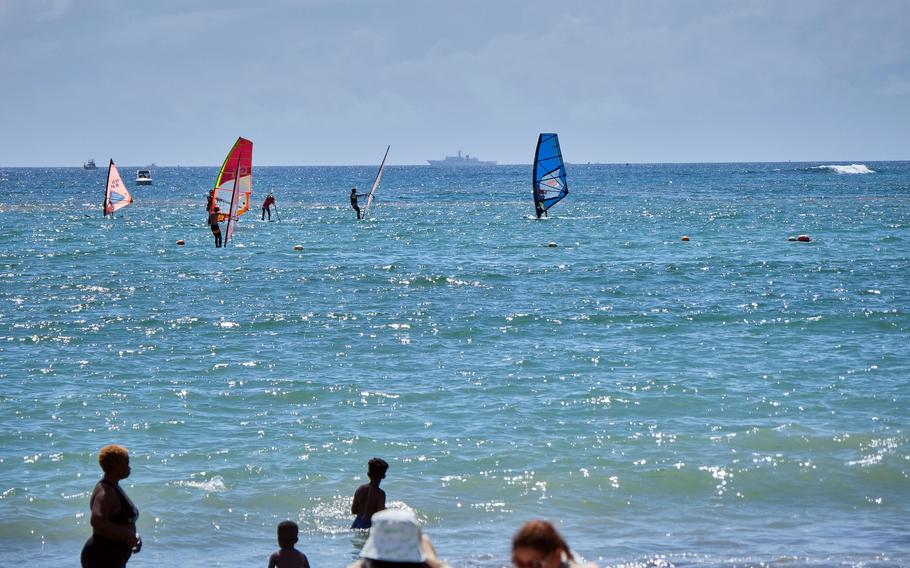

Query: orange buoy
[797,235,811,242]
[681,235,690,241]
[176,240,185,246]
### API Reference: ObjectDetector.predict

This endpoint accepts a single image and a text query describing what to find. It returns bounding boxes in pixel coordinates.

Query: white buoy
[294,244,303,251]
[547,241,558,248]
[176,240,185,246]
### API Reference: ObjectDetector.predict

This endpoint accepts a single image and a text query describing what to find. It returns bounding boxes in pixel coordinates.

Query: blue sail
[532,133,568,218]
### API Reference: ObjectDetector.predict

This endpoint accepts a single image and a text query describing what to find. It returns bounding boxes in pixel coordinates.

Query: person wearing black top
[350,187,368,220]
[81,445,141,568]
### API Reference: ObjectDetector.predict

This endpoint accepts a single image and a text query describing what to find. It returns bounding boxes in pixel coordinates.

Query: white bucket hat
[359,509,427,563]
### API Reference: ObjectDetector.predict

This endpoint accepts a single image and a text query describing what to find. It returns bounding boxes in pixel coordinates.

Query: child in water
[268,521,310,568]
[351,457,388,529]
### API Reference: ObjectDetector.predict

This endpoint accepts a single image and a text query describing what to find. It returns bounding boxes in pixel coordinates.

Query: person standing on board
[262,192,276,221]
[350,187,368,220]
[535,187,547,219]
[209,206,223,248]
[351,457,388,529]
[104,200,115,217]
[81,444,142,568]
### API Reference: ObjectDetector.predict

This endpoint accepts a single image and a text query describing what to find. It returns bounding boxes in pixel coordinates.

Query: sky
[1,0,908,166]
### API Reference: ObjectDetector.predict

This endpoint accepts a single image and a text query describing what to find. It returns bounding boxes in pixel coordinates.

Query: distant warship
[427,150,496,167]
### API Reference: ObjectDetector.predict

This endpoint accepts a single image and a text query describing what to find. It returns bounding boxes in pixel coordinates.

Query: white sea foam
[173,475,227,492]
[813,164,875,174]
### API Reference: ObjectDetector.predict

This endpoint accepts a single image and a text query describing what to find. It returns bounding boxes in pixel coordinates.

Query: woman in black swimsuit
[81,445,141,568]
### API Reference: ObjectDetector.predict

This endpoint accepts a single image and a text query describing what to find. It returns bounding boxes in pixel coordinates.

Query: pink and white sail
[104,160,133,216]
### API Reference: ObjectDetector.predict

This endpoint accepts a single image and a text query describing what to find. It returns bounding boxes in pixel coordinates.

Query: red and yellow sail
[104,160,133,216]
[211,137,252,222]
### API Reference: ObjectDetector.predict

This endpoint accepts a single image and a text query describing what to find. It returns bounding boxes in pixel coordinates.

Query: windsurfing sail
[211,137,253,222]
[103,159,133,216]
[223,157,242,246]
[532,133,568,218]
[362,145,390,219]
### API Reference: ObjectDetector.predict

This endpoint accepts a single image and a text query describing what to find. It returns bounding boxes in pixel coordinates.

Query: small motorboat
[135,169,152,185]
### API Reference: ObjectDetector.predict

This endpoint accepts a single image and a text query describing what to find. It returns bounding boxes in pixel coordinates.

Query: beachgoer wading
[81,444,141,568]
[351,457,388,529]
[511,520,596,568]
[348,509,449,568]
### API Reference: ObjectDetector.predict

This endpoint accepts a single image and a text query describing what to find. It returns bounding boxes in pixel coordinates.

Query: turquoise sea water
[0,162,908,567]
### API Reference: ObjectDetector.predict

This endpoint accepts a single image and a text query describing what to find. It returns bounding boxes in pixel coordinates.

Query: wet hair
[277,520,298,548]
[368,458,389,478]
[98,445,129,474]
[511,520,573,561]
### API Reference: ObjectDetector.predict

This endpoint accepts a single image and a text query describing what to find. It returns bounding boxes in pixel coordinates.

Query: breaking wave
[812,164,875,174]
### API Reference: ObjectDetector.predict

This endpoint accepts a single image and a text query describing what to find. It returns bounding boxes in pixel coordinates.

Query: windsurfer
[105,201,115,217]
[262,192,276,221]
[209,206,223,248]
[535,187,547,218]
[350,187,368,220]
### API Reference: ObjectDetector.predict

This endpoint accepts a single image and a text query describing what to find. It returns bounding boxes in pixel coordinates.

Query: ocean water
[0,162,908,568]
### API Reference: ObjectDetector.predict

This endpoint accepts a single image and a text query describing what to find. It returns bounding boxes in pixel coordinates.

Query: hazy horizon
[2,0,908,167]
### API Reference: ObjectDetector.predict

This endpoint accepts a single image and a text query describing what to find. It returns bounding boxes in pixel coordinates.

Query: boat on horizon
[83,159,97,170]
[427,150,496,167]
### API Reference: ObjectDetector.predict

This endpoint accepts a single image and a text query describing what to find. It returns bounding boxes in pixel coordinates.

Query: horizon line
[3,159,907,169]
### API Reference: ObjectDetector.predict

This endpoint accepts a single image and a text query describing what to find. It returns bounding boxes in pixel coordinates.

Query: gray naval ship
[427,150,496,167]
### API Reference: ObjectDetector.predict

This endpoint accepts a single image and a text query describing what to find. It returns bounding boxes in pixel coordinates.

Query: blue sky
[1,0,908,166]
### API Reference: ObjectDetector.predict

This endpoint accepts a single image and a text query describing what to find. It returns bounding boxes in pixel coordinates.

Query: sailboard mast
[224,153,242,246]
[362,145,390,220]
[532,133,568,218]
[103,159,133,217]
[103,160,112,217]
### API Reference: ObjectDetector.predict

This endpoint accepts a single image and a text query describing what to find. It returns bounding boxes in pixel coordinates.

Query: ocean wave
[811,164,875,174]
[172,475,227,492]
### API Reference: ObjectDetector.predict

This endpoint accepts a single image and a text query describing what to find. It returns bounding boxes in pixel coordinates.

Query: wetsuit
[534,188,547,218]
[81,479,139,568]
[350,191,367,220]
[262,195,276,220]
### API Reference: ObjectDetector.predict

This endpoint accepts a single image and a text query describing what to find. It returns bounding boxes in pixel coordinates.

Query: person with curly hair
[80,445,141,568]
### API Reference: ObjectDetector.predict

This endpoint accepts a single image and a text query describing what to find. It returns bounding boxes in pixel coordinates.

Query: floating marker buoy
[787,236,797,241]
[797,234,811,242]
[547,241,558,248]
[294,244,303,251]
[681,235,690,241]
[176,240,185,246]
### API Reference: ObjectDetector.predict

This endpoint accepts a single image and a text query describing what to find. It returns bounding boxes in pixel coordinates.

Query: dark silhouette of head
[277,520,298,549]
[368,457,389,481]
